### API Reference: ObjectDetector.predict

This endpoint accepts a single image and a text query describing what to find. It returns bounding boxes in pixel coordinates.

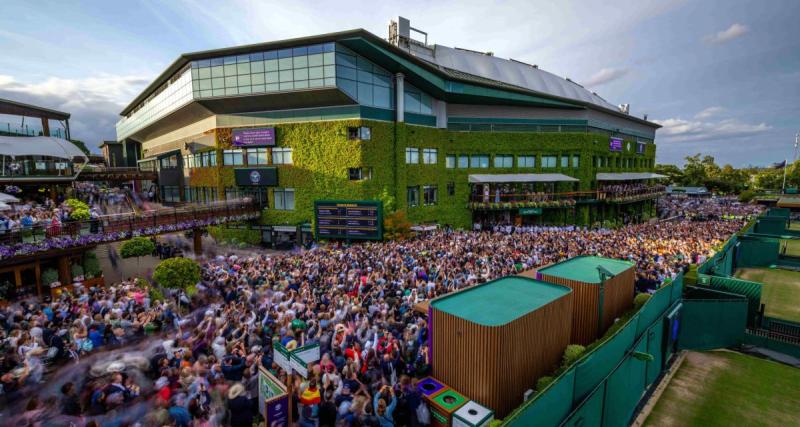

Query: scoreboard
[314,200,383,240]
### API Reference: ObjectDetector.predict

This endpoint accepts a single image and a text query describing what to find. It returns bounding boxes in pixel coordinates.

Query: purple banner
[233,127,275,147]
[266,395,289,427]
[609,137,623,152]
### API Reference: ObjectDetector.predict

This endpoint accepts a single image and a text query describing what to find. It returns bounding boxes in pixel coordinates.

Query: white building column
[434,99,447,128]
[395,72,405,123]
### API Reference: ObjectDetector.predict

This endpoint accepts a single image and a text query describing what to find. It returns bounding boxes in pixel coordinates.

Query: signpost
[314,200,383,240]
[272,341,320,426]
[258,367,288,425]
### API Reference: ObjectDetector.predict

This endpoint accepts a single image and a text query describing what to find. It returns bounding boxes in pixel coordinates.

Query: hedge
[208,224,262,246]
[181,119,656,230]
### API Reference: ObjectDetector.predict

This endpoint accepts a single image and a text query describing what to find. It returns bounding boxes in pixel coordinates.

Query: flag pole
[782,158,788,193]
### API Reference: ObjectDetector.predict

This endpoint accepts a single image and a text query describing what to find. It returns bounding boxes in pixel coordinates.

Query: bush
[64,198,91,221]
[42,268,59,285]
[738,190,755,203]
[562,344,586,367]
[70,264,84,280]
[153,258,201,296]
[634,292,652,310]
[536,375,554,392]
[208,224,261,246]
[83,251,102,278]
[120,237,156,259]
[383,210,412,240]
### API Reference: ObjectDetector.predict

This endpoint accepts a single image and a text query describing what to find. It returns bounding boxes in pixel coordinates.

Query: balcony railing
[0,159,75,177]
[468,186,665,209]
[0,200,259,249]
[598,185,666,202]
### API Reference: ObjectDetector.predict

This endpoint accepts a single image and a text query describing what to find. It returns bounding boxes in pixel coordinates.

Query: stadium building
[116,18,662,242]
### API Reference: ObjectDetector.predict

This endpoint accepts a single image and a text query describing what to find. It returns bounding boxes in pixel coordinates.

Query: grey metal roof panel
[427,45,617,110]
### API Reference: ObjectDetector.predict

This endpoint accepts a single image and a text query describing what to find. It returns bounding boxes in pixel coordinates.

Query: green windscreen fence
[765,207,790,218]
[503,275,683,427]
[679,287,748,350]
[736,236,780,268]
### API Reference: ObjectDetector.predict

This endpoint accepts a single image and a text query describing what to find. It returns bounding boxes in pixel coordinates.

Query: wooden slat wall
[601,268,635,329]
[538,273,600,345]
[432,291,572,418]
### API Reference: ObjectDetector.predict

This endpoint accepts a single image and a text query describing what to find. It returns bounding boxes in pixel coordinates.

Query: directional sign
[259,366,287,417]
[290,352,309,378]
[273,342,292,373]
[292,343,320,365]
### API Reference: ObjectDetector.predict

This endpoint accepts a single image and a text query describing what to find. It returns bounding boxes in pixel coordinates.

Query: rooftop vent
[510,58,538,68]
[618,104,630,114]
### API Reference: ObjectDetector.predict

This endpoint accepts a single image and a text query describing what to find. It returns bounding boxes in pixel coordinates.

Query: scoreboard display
[314,200,383,240]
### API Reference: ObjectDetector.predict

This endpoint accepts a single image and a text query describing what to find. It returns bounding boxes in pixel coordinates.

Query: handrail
[0,200,259,248]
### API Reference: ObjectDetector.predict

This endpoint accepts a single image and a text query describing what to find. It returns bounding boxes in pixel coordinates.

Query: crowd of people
[598,183,666,199]
[0,196,760,426]
[73,183,132,215]
[657,195,762,220]
[0,198,102,241]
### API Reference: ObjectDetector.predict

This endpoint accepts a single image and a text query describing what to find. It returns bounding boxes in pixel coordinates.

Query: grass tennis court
[781,238,800,257]
[645,351,800,426]
[735,267,800,322]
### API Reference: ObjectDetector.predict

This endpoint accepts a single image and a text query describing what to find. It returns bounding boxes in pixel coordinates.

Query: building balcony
[468,191,597,210]
[598,185,666,203]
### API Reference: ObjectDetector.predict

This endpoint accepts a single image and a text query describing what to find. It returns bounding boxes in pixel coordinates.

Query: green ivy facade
[182,118,657,230]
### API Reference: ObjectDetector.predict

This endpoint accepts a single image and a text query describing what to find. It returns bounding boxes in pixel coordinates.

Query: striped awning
[596,172,667,181]
[468,173,579,184]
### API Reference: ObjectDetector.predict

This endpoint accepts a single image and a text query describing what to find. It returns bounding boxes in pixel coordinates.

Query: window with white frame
[518,155,535,168]
[222,149,243,166]
[494,155,513,168]
[273,188,295,210]
[245,147,268,165]
[445,155,456,169]
[272,147,293,165]
[541,155,557,168]
[423,185,438,205]
[405,147,419,164]
[422,148,438,164]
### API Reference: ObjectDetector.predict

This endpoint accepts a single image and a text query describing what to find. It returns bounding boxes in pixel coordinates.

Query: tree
[654,164,684,185]
[682,154,709,187]
[153,258,201,296]
[119,237,155,267]
[383,210,412,240]
[716,164,750,194]
[753,168,783,191]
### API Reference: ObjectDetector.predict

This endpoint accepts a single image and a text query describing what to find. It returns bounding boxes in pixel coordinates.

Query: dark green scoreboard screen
[314,200,383,240]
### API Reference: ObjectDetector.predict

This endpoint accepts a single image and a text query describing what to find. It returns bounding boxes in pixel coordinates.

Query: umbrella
[0,192,20,203]
[0,202,11,211]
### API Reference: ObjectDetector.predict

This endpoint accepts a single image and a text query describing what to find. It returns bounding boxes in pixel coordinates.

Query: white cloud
[694,106,725,120]
[703,23,749,44]
[0,74,151,148]
[654,116,769,143]
[582,67,629,88]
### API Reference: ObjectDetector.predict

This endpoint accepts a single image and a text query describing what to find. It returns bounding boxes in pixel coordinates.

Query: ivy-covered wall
[183,118,656,230]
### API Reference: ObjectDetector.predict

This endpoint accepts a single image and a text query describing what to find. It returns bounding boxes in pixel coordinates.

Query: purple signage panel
[232,127,276,147]
[266,395,289,427]
[636,142,646,155]
[609,137,623,152]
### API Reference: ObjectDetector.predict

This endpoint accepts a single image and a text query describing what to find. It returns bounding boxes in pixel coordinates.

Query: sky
[0,0,798,166]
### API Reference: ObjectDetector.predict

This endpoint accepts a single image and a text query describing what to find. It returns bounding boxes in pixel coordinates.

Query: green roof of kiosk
[431,276,570,326]
[538,256,634,284]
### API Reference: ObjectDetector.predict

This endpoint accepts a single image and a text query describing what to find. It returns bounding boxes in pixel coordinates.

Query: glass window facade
[191,43,336,99]
[407,186,419,207]
[445,155,456,169]
[458,155,469,169]
[116,66,194,140]
[335,45,393,110]
[404,83,433,115]
[423,185,438,206]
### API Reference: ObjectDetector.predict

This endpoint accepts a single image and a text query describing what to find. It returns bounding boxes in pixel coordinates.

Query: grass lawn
[787,221,800,231]
[781,239,800,257]
[736,267,800,322]
[645,351,800,427]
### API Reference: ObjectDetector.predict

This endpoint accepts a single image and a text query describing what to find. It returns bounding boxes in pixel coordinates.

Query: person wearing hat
[226,383,256,427]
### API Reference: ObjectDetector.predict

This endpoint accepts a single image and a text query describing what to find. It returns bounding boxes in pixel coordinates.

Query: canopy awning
[0,136,88,161]
[777,197,800,208]
[0,192,20,203]
[596,172,667,181]
[468,173,579,184]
